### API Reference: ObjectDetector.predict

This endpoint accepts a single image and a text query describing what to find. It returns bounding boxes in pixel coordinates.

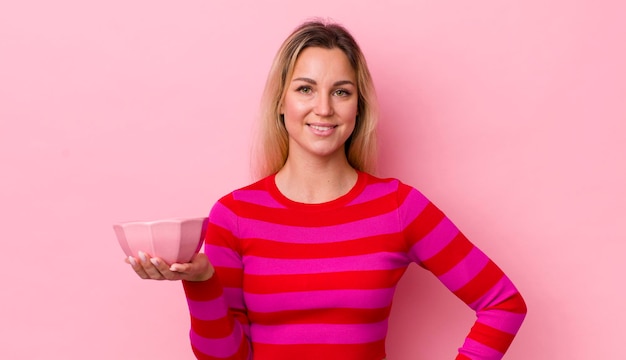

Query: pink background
[1,1,624,359]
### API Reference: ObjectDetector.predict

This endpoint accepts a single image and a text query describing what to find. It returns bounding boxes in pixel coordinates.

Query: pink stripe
[409,217,459,260]
[187,296,229,321]
[396,188,430,224]
[244,288,395,312]
[238,210,401,243]
[437,247,490,291]
[347,180,399,205]
[458,337,504,359]
[190,327,245,358]
[243,252,407,275]
[233,189,286,208]
[208,202,239,236]
[223,287,245,310]
[251,320,388,345]
[470,276,520,311]
[205,244,241,268]
[477,311,526,335]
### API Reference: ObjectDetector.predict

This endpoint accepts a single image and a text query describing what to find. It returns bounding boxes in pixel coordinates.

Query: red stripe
[183,275,223,301]
[241,233,406,259]
[192,339,249,360]
[206,223,240,252]
[403,202,445,248]
[467,321,515,353]
[421,233,473,276]
[226,190,400,228]
[245,269,406,294]
[214,266,243,288]
[485,292,528,314]
[190,315,235,339]
[248,305,392,325]
[453,261,504,304]
[252,340,386,360]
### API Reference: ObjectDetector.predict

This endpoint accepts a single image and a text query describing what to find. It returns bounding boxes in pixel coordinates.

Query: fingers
[127,254,151,279]
[125,251,214,282]
[169,262,191,273]
[149,257,181,280]
[127,251,178,281]
[172,253,215,282]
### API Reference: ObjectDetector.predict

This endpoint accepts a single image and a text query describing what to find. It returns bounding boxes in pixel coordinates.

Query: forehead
[291,47,356,80]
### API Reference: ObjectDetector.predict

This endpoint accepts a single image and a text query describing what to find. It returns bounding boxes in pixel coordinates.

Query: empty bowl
[113,217,208,265]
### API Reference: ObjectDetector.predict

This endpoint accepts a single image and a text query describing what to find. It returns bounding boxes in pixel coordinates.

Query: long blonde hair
[253,20,379,179]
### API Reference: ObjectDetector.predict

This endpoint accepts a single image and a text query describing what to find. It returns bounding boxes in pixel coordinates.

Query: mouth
[307,124,338,132]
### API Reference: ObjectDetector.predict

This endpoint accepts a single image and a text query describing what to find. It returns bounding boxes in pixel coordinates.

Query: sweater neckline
[265,171,368,211]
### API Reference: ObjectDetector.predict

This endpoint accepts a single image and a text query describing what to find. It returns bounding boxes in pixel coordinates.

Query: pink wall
[1,1,624,358]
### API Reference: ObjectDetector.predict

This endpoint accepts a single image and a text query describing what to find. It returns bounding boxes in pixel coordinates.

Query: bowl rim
[113,216,207,227]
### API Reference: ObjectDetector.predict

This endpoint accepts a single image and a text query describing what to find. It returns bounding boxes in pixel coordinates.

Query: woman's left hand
[125,251,214,282]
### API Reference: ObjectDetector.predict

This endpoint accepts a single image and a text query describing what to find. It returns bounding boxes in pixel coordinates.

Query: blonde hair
[253,20,378,179]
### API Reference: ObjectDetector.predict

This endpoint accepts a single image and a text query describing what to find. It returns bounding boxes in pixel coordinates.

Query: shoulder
[207,175,276,229]
[360,172,425,199]
[213,174,277,209]
[359,173,438,220]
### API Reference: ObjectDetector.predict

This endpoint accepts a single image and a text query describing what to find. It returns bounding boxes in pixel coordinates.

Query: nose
[314,94,334,117]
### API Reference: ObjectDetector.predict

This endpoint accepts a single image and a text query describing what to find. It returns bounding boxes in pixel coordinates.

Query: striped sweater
[182,171,526,359]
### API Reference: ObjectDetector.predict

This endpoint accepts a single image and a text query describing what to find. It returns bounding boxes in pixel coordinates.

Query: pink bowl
[113,217,207,265]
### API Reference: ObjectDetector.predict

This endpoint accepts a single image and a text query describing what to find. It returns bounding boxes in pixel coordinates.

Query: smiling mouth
[308,124,338,131]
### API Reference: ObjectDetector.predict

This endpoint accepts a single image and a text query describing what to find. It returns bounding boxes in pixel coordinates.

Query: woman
[128,20,527,360]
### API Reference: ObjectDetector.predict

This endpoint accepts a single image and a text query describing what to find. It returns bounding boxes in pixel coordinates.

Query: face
[280,46,358,164]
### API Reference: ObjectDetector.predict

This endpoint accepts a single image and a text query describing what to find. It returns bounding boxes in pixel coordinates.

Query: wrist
[191,264,215,282]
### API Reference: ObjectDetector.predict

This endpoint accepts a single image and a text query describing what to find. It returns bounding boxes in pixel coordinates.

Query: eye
[297,86,312,94]
[334,89,351,97]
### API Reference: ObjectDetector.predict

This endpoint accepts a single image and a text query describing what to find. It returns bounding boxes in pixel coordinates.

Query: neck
[275,155,358,204]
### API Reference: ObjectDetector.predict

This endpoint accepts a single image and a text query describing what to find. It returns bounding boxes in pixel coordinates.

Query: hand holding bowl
[113,217,207,265]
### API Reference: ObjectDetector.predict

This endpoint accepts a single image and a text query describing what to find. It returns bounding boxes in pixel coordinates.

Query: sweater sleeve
[182,198,251,360]
[399,186,527,360]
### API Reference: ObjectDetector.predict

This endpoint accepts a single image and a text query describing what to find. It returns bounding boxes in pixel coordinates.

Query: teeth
[310,125,334,131]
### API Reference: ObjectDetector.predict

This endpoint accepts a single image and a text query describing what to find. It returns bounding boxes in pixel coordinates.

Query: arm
[399,187,527,359]
[182,199,251,360]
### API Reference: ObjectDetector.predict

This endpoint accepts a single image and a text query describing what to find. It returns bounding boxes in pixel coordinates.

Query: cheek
[283,98,308,117]
[344,103,358,134]
[341,100,359,121]
[279,93,296,115]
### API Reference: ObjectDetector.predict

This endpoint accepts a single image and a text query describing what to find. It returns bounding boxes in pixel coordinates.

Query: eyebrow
[292,77,355,87]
